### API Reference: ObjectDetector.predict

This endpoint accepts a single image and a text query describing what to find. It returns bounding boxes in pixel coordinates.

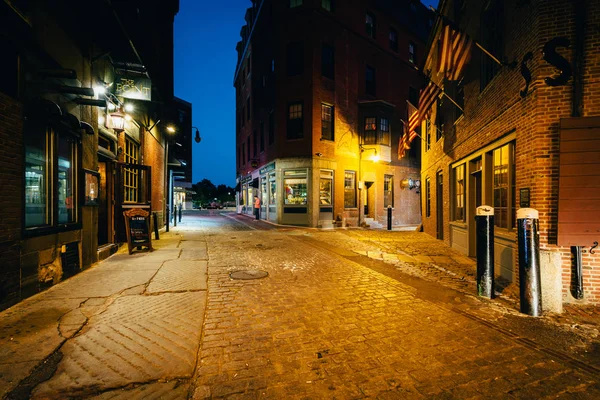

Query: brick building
[234,0,433,228]
[420,0,600,306]
[0,0,183,311]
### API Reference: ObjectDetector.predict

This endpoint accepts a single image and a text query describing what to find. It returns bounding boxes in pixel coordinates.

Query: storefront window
[384,175,393,208]
[344,171,356,208]
[24,120,80,232]
[284,169,307,205]
[261,179,267,206]
[493,145,509,228]
[123,136,140,203]
[58,134,76,223]
[284,180,307,204]
[453,164,465,221]
[320,170,333,205]
[246,187,253,211]
[269,174,277,205]
[25,127,48,227]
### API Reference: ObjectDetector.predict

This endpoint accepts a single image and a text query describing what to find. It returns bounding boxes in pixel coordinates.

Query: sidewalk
[0,228,207,399]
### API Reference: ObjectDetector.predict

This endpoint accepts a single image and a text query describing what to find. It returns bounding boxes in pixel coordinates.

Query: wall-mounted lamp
[359,144,379,162]
[400,178,421,191]
[110,108,125,133]
[166,125,176,133]
[193,126,201,143]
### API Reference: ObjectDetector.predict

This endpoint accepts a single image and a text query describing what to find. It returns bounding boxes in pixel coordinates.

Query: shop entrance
[364,181,374,218]
[319,170,334,223]
[97,160,113,246]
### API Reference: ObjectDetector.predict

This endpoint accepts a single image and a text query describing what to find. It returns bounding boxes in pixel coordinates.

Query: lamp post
[165,125,177,231]
[358,144,378,227]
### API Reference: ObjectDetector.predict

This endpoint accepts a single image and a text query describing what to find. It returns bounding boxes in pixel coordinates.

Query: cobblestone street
[1,211,599,399]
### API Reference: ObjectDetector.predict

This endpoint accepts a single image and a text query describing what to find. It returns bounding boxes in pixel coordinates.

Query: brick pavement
[1,212,599,399]
[191,218,600,399]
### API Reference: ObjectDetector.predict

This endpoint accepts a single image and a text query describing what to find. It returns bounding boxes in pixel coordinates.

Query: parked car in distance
[205,201,223,209]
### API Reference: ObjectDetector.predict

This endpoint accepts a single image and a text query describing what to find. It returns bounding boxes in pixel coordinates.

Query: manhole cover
[230,270,269,280]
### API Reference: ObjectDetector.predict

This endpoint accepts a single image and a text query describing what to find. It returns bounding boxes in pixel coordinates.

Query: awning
[98,125,118,143]
[98,146,117,160]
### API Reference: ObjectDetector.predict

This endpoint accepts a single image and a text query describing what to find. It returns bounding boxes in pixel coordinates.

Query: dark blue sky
[174,0,439,188]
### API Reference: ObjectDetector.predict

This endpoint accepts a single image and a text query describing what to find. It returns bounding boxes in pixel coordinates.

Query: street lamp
[193,126,201,143]
[358,144,378,227]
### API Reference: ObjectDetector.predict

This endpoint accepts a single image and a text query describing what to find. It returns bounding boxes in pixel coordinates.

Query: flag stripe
[438,23,473,81]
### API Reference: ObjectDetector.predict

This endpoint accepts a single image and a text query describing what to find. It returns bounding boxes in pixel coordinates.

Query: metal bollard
[517,208,542,316]
[387,206,392,231]
[179,205,182,222]
[173,204,177,227]
[475,206,494,298]
[153,212,160,240]
[166,205,170,232]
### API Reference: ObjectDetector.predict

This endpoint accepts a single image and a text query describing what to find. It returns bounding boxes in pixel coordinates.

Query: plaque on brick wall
[520,188,530,208]
[123,208,154,255]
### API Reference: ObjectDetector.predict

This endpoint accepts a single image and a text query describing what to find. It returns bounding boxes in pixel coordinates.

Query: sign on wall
[112,73,152,101]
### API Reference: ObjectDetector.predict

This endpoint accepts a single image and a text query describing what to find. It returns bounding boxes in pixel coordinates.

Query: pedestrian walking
[253,195,261,220]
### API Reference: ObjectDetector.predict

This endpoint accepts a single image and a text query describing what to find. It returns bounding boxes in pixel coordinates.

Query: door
[436,171,444,240]
[98,161,109,245]
[319,170,334,222]
[468,157,483,257]
[115,163,152,243]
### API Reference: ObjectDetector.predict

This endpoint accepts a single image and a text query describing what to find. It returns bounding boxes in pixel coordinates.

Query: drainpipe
[570,0,585,299]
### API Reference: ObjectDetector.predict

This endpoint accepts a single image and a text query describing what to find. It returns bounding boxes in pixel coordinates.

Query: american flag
[398,83,442,159]
[438,23,473,81]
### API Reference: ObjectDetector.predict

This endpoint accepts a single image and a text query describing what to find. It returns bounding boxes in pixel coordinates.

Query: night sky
[174,0,439,188]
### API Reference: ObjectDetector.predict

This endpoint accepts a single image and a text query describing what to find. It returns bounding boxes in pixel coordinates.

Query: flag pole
[400,118,423,141]
[429,5,504,67]
[428,78,464,112]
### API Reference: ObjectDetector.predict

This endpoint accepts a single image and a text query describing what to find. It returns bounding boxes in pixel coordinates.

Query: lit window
[123,137,140,203]
[380,117,390,145]
[493,143,515,229]
[425,177,431,217]
[364,117,377,144]
[453,164,465,222]
[344,171,356,208]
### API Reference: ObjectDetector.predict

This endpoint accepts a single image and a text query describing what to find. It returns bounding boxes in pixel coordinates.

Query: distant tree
[192,179,217,206]
[216,184,235,202]
[192,180,235,207]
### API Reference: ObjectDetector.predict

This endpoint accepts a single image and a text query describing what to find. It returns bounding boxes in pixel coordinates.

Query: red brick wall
[143,128,166,219]
[0,93,23,308]
[236,0,430,226]
[422,0,600,304]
